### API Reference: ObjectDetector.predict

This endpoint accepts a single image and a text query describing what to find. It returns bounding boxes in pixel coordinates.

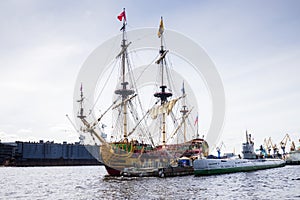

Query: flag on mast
[158,16,164,38]
[117,9,126,21]
[181,81,185,95]
[194,115,198,126]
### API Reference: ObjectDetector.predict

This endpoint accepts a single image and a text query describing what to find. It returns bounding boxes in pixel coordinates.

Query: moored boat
[76,10,209,177]
[194,157,285,176]
[286,150,300,165]
[285,140,300,165]
[194,131,286,176]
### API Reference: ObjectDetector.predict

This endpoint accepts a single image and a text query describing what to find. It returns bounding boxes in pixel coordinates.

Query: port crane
[263,138,272,156]
[289,138,300,151]
[268,137,279,156]
[290,141,296,151]
[262,137,279,157]
[280,134,291,154]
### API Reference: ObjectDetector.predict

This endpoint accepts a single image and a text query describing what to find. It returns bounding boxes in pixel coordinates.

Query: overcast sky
[0,0,299,153]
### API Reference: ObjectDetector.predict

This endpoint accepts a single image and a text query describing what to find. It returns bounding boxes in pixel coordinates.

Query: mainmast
[154,17,172,148]
[115,8,134,142]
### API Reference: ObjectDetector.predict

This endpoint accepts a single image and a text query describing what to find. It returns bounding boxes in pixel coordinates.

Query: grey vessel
[0,140,101,166]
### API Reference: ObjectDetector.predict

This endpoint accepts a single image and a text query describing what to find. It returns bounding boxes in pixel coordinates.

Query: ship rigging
[75,10,209,176]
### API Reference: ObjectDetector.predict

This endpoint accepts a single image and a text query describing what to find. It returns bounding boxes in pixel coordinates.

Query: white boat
[194,131,286,176]
[286,150,300,165]
[194,157,285,176]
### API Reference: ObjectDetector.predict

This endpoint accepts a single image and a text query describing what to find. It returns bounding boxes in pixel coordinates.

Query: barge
[0,140,101,166]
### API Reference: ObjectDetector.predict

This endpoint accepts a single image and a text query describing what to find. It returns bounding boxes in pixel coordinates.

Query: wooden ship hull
[100,139,208,177]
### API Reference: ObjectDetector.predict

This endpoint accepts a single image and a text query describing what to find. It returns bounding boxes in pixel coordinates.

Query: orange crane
[266,138,272,156]
[262,138,270,156]
[290,141,296,151]
[272,143,279,155]
[280,134,291,154]
[267,137,279,156]
[263,137,277,157]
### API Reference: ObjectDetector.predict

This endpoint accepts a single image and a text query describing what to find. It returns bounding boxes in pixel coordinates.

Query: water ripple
[0,165,299,199]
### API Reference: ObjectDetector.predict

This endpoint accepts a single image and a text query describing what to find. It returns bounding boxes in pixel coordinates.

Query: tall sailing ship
[76,9,209,177]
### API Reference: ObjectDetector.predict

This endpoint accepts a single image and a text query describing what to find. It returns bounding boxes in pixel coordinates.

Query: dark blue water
[0,165,299,199]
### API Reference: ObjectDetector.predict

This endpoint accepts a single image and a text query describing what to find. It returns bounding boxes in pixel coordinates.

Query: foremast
[154,17,172,148]
[114,8,134,142]
[76,84,107,145]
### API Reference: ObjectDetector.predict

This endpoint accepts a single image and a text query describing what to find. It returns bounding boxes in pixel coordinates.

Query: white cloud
[0,130,18,142]
[17,128,33,134]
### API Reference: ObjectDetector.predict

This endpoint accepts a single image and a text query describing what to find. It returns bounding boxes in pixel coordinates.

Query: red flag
[194,115,198,126]
[117,10,126,21]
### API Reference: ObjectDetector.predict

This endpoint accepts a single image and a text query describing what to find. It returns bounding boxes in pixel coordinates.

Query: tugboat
[194,131,286,176]
[76,10,209,177]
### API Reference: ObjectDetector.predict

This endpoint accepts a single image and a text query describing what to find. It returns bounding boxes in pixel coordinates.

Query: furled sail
[150,96,183,119]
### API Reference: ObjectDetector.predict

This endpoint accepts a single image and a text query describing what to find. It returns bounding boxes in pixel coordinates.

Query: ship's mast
[154,17,172,148]
[77,83,86,120]
[180,82,188,143]
[196,114,199,138]
[115,8,134,142]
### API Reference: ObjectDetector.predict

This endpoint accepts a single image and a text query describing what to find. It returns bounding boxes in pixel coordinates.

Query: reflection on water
[0,165,299,199]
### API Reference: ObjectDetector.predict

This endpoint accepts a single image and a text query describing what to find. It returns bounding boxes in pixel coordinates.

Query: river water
[0,165,299,199]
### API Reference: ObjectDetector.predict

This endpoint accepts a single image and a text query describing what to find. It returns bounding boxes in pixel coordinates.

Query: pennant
[117,10,126,21]
[158,17,164,38]
[80,83,82,92]
[181,81,185,95]
[194,115,198,126]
